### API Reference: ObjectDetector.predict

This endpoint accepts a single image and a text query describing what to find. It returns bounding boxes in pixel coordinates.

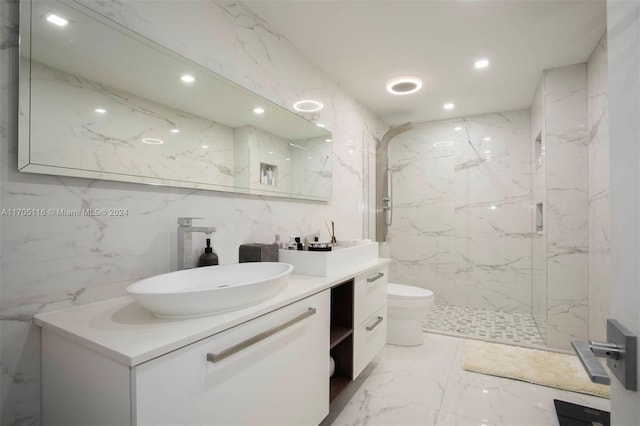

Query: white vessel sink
[279,241,378,277]
[127,262,293,318]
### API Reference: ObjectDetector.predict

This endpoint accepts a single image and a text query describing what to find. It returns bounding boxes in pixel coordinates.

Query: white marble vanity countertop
[34,259,390,367]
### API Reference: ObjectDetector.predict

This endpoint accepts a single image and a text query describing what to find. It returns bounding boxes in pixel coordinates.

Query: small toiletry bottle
[295,237,303,251]
[273,234,284,249]
[197,238,219,267]
[288,237,297,250]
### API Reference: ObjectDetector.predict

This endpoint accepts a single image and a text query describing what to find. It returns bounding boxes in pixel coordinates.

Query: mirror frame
[18,0,332,202]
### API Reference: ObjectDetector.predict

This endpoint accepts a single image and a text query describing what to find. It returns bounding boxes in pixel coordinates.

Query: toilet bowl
[387,283,434,346]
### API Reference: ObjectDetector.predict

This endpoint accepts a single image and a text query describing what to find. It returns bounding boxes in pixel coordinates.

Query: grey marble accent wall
[544,64,589,350]
[587,34,610,342]
[388,110,533,313]
[0,1,386,424]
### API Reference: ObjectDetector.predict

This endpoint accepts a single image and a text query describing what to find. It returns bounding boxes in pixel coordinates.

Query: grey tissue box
[239,244,278,263]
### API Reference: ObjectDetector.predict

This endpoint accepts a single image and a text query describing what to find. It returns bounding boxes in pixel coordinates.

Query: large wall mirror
[19,0,332,201]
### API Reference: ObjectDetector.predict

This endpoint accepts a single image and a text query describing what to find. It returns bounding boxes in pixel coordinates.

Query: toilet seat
[386,282,435,346]
[387,283,434,300]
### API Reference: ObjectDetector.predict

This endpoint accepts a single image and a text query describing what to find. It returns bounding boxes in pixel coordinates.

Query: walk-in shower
[377,59,609,352]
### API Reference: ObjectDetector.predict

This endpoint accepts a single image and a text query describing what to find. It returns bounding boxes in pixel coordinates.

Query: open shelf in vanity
[329,278,354,402]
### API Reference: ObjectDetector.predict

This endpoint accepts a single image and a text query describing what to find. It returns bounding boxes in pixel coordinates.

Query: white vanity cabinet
[353,265,388,378]
[41,291,330,426]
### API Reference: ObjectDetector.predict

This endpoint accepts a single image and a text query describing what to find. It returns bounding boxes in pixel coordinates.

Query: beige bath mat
[462,339,610,398]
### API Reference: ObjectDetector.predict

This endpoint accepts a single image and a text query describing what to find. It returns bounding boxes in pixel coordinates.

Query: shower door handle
[571,318,637,391]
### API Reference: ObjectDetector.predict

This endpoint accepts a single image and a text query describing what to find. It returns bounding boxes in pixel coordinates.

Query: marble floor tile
[330,391,439,426]
[325,333,610,426]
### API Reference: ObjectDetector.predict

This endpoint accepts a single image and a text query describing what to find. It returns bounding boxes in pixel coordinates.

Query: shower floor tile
[422,304,545,346]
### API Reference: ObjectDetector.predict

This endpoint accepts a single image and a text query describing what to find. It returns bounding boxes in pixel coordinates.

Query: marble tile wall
[234,125,295,196]
[27,60,237,189]
[290,137,333,199]
[587,34,610,342]
[388,110,533,314]
[543,64,589,350]
[529,49,608,350]
[530,79,547,342]
[0,1,386,424]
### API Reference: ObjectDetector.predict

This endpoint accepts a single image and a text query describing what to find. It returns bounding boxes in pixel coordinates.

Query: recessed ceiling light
[316,123,326,128]
[443,103,455,110]
[180,74,195,83]
[485,150,491,154]
[307,156,312,160]
[293,100,323,112]
[142,138,164,145]
[94,108,106,114]
[325,138,332,143]
[285,158,291,161]
[201,145,209,149]
[489,205,497,210]
[268,151,274,154]
[433,141,453,147]
[253,107,265,114]
[475,59,490,69]
[386,76,422,95]
[454,126,462,131]
[46,14,68,27]
[484,136,492,141]
[170,128,180,133]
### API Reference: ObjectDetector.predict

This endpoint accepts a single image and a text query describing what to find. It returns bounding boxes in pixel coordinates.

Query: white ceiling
[245,0,607,127]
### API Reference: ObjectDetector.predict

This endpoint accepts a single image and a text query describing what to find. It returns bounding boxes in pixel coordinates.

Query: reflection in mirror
[19,0,332,201]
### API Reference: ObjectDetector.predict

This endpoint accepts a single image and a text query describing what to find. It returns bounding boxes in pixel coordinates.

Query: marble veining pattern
[325,333,609,426]
[529,78,548,344]
[388,110,532,314]
[0,1,386,424]
[27,60,237,187]
[587,33,610,342]
[543,64,589,350]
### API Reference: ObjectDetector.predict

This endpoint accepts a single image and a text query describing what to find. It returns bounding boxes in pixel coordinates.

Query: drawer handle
[366,272,384,283]
[207,307,316,363]
[366,316,384,331]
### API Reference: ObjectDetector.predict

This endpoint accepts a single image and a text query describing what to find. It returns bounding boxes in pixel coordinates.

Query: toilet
[387,283,434,346]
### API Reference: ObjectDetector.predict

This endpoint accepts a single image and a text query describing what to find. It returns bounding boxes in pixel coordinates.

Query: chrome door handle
[572,318,637,391]
[366,316,383,331]
[207,308,316,363]
[571,341,611,385]
[367,272,384,283]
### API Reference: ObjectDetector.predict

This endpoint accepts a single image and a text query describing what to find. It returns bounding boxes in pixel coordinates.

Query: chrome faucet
[177,217,216,270]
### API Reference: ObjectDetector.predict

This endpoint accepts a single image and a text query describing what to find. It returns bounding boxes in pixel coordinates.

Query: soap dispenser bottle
[197,238,219,267]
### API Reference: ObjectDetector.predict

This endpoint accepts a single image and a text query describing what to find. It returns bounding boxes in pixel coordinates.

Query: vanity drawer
[133,291,330,426]
[354,265,388,325]
[353,305,387,378]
